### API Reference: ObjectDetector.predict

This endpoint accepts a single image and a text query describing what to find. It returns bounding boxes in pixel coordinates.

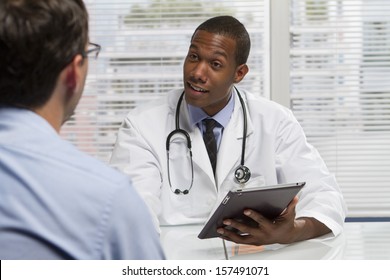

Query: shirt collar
[0,107,58,137]
[188,89,236,129]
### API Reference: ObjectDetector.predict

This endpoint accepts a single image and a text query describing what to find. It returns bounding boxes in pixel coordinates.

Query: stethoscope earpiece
[234,165,251,184]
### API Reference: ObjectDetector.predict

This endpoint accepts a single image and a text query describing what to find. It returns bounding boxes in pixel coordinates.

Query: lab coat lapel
[216,113,241,186]
[216,92,254,189]
[191,129,216,183]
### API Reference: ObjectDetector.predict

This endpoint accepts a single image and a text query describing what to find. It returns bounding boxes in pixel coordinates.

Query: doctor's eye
[187,53,199,61]
[211,61,223,69]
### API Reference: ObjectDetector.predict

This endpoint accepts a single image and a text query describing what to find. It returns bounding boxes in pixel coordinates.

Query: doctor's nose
[191,62,208,83]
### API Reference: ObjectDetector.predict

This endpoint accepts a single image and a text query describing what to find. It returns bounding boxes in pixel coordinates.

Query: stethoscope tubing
[166,86,251,194]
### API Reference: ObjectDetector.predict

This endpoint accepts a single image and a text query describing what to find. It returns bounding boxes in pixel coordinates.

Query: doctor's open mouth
[187,82,209,94]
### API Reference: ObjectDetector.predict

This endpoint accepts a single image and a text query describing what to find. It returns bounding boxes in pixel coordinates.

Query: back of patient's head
[0,0,89,109]
[192,15,251,66]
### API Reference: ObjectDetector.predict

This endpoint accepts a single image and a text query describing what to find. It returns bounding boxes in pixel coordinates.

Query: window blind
[290,0,390,217]
[60,0,267,163]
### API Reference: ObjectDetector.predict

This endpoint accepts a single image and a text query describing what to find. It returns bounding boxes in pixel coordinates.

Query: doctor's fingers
[222,216,273,236]
[242,209,274,226]
[217,226,264,246]
[218,225,271,246]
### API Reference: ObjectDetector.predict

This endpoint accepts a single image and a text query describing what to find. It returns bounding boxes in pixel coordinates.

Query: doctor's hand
[216,196,331,246]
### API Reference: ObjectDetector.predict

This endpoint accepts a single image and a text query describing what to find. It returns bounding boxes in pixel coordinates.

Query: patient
[0,0,164,260]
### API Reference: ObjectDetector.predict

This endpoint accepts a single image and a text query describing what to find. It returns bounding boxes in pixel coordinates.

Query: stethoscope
[166,86,251,195]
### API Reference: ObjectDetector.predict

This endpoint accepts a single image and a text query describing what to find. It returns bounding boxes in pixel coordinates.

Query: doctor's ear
[234,64,249,83]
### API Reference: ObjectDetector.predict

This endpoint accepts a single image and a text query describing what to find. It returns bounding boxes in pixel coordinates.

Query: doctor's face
[183,30,248,116]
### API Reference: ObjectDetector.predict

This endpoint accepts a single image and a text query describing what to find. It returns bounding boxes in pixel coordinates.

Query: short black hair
[0,0,89,108]
[192,15,251,66]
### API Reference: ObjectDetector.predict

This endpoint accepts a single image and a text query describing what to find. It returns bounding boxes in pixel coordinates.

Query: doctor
[110,15,347,246]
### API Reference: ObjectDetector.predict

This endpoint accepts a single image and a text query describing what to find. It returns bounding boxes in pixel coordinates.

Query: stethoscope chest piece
[234,165,251,184]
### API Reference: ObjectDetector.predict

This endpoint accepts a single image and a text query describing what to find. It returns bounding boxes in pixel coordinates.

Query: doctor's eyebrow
[188,43,229,61]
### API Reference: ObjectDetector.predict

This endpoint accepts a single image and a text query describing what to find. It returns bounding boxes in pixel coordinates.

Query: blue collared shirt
[0,108,165,260]
[188,90,235,150]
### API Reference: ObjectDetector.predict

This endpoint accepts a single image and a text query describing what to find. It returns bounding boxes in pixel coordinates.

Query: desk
[160,222,390,260]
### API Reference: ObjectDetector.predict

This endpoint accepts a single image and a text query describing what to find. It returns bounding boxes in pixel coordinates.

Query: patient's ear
[64,54,84,93]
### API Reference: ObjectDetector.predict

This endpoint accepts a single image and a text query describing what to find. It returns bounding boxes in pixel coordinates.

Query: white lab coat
[110,88,347,237]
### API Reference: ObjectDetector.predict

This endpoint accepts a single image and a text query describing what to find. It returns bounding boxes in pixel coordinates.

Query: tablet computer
[198,182,306,239]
